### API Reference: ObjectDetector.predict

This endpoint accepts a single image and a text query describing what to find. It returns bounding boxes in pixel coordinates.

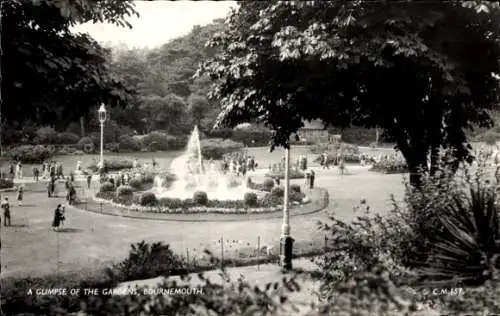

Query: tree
[2,0,137,130]
[200,1,500,186]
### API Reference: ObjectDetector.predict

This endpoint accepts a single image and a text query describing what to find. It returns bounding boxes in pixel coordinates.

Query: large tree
[200,1,500,186]
[2,0,137,130]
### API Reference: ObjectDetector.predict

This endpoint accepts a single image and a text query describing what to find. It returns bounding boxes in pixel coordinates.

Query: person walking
[52,204,64,231]
[9,163,14,180]
[2,197,11,226]
[16,185,24,206]
[87,175,92,189]
[33,166,40,181]
[309,170,315,189]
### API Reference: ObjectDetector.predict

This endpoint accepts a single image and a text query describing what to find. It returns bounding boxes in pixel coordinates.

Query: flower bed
[88,159,135,172]
[94,182,309,214]
[265,169,305,179]
[369,160,408,174]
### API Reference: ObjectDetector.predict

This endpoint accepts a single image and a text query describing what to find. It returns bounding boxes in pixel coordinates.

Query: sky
[71,1,237,49]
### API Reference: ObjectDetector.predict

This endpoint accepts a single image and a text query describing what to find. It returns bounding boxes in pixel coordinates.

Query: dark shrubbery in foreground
[0,178,14,189]
[7,145,53,163]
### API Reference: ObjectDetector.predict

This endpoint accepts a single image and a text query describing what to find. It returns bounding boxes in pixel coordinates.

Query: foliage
[418,170,500,286]
[7,145,52,163]
[199,1,500,187]
[314,153,361,165]
[56,132,80,144]
[290,183,301,194]
[142,131,186,151]
[0,179,14,189]
[106,241,183,282]
[88,159,133,172]
[3,0,136,130]
[370,160,408,174]
[77,137,95,153]
[33,126,58,144]
[200,138,244,160]
[99,182,115,193]
[115,185,133,197]
[193,191,209,206]
[139,192,157,206]
[270,186,284,198]
[128,178,142,190]
[265,169,305,180]
[263,178,275,191]
[309,142,360,156]
[117,134,141,152]
[243,192,258,207]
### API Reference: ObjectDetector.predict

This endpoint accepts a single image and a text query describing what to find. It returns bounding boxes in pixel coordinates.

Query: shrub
[193,191,208,205]
[139,192,157,206]
[309,142,360,156]
[200,138,244,160]
[56,145,78,155]
[0,178,14,189]
[265,169,304,180]
[34,126,58,144]
[270,186,284,198]
[142,131,185,151]
[88,159,133,172]
[263,178,275,191]
[243,192,258,207]
[116,185,134,197]
[55,132,80,145]
[118,135,142,152]
[77,136,95,149]
[370,159,408,174]
[290,183,301,193]
[128,178,142,190]
[104,142,120,153]
[99,182,115,193]
[7,145,52,163]
[107,241,183,282]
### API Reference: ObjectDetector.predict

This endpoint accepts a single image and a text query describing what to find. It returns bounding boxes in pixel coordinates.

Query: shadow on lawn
[56,227,82,233]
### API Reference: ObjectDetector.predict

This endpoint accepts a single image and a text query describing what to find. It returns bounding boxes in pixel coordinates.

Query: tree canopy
[200,1,500,184]
[2,0,137,130]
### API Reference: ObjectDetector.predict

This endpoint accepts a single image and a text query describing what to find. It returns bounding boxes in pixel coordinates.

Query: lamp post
[98,104,107,170]
[279,100,293,271]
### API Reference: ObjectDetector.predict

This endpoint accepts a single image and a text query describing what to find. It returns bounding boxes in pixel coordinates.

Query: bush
[56,145,78,155]
[77,136,95,152]
[263,178,275,191]
[0,178,14,189]
[142,131,186,151]
[193,191,208,205]
[200,138,244,160]
[370,159,408,174]
[104,142,120,153]
[116,185,134,197]
[118,134,142,152]
[290,183,301,193]
[265,169,304,179]
[7,145,52,163]
[99,182,115,193]
[55,132,80,145]
[139,192,157,206]
[88,159,133,172]
[34,126,58,144]
[128,178,142,190]
[271,186,284,198]
[107,241,183,282]
[243,192,258,207]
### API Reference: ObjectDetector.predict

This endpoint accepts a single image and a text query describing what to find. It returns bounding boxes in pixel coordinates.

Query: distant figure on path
[309,170,315,189]
[52,204,64,231]
[87,175,92,189]
[152,158,157,169]
[9,163,14,179]
[2,197,11,226]
[47,179,56,198]
[33,166,40,181]
[16,162,23,179]
[16,185,24,206]
[133,158,139,169]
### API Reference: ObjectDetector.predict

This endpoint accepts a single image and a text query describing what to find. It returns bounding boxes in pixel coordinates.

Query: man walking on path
[2,197,11,226]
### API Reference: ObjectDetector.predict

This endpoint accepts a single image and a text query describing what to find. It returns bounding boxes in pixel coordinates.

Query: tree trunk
[80,116,85,137]
[429,145,440,176]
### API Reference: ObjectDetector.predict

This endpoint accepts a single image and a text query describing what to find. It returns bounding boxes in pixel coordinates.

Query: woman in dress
[16,185,24,206]
[52,204,64,231]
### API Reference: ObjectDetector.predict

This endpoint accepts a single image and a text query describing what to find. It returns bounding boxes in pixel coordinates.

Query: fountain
[152,126,253,200]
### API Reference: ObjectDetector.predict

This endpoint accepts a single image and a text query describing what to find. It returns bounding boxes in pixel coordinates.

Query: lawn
[0,163,405,279]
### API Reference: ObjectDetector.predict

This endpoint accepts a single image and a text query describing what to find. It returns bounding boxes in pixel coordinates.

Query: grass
[1,145,405,280]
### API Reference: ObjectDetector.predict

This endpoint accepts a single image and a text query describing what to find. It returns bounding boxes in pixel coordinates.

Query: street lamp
[98,104,107,169]
[279,100,293,271]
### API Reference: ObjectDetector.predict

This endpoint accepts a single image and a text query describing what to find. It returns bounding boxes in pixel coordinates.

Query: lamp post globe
[98,104,107,170]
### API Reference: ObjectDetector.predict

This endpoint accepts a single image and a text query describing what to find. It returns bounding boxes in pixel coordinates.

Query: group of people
[6,161,23,179]
[221,154,258,177]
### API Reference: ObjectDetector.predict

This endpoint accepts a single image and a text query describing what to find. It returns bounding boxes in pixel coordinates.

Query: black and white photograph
[1,0,500,315]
